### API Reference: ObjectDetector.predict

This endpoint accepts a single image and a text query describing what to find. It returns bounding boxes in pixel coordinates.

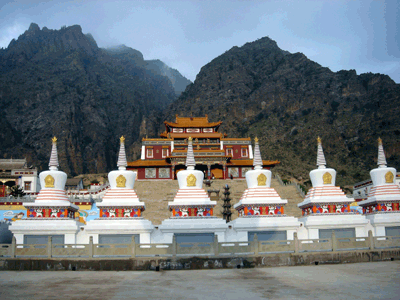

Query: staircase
[134,177,304,225]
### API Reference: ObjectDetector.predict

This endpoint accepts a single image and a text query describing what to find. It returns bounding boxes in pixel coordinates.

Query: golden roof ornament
[120,136,125,144]
[378,137,382,145]
[254,137,259,143]
[317,136,321,144]
[188,136,192,142]
[52,136,57,144]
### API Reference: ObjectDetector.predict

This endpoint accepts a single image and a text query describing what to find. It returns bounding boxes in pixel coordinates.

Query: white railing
[1,232,399,259]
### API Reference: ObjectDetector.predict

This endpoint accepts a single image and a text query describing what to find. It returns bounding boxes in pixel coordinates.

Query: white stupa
[358,138,400,236]
[85,136,154,243]
[229,137,300,241]
[158,137,228,242]
[297,137,368,239]
[11,137,80,244]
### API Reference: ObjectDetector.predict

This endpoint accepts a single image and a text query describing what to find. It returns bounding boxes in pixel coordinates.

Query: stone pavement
[0,261,399,299]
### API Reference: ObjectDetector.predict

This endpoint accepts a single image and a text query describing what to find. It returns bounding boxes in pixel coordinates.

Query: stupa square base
[228,216,300,242]
[299,214,370,239]
[84,218,154,243]
[364,212,400,236]
[158,217,229,243]
[10,219,80,244]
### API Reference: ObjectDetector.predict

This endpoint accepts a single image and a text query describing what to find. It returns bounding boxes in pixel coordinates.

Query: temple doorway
[211,164,224,179]
[174,165,186,179]
[196,164,208,178]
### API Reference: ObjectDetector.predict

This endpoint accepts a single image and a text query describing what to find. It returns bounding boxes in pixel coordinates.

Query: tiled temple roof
[160,132,224,138]
[128,160,171,167]
[165,115,222,128]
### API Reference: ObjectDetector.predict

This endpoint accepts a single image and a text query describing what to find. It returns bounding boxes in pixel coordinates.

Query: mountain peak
[28,23,40,32]
[5,23,98,59]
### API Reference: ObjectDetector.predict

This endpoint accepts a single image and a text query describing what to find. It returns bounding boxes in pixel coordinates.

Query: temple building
[128,115,279,180]
[0,158,40,196]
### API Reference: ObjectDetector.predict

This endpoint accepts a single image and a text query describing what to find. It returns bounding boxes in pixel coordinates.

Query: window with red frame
[147,148,153,158]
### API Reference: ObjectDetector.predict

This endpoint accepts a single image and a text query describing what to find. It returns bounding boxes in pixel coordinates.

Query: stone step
[131,178,304,224]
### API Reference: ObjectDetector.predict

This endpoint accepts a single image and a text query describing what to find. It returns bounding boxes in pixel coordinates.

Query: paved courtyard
[0,261,399,299]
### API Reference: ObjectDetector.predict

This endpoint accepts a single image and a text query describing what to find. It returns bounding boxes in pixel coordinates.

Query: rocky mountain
[164,37,400,189]
[1,25,398,188]
[0,23,177,175]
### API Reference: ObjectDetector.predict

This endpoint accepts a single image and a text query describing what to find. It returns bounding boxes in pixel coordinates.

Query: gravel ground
[0,261,399,299]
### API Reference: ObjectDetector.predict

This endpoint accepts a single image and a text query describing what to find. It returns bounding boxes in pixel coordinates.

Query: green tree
[10,185,26,197]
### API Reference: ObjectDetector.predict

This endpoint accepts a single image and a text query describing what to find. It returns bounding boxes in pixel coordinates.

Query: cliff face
[0,23,174,175]
[164,37,400,187]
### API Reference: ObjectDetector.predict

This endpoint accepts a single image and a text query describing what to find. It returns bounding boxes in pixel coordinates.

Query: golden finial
[378,137,382,145]
[317,136,321,144]
[120,136,125,143]
[51,136,57,143]
[188,136,192,141]
[254,137,259,143]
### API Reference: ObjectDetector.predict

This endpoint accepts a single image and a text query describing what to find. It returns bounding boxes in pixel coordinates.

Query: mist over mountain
[0,23,188,175]
[164,37,400,188]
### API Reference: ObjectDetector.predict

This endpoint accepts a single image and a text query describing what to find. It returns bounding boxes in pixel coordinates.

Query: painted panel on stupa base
[170,206,213,217]
[236,205,284,217]
[27,208,74,219]
[363,202,400,214]
[99,207,143,218]
[301,204,352,216]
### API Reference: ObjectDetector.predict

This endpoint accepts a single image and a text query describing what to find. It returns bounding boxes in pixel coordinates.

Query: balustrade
[1,233,399,258]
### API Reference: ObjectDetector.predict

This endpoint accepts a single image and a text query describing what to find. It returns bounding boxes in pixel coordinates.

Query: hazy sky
[1,0,399,83]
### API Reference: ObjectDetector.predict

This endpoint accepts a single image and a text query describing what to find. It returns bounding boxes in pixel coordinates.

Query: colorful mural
[2,210,26,222]
[0,202,101,224]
